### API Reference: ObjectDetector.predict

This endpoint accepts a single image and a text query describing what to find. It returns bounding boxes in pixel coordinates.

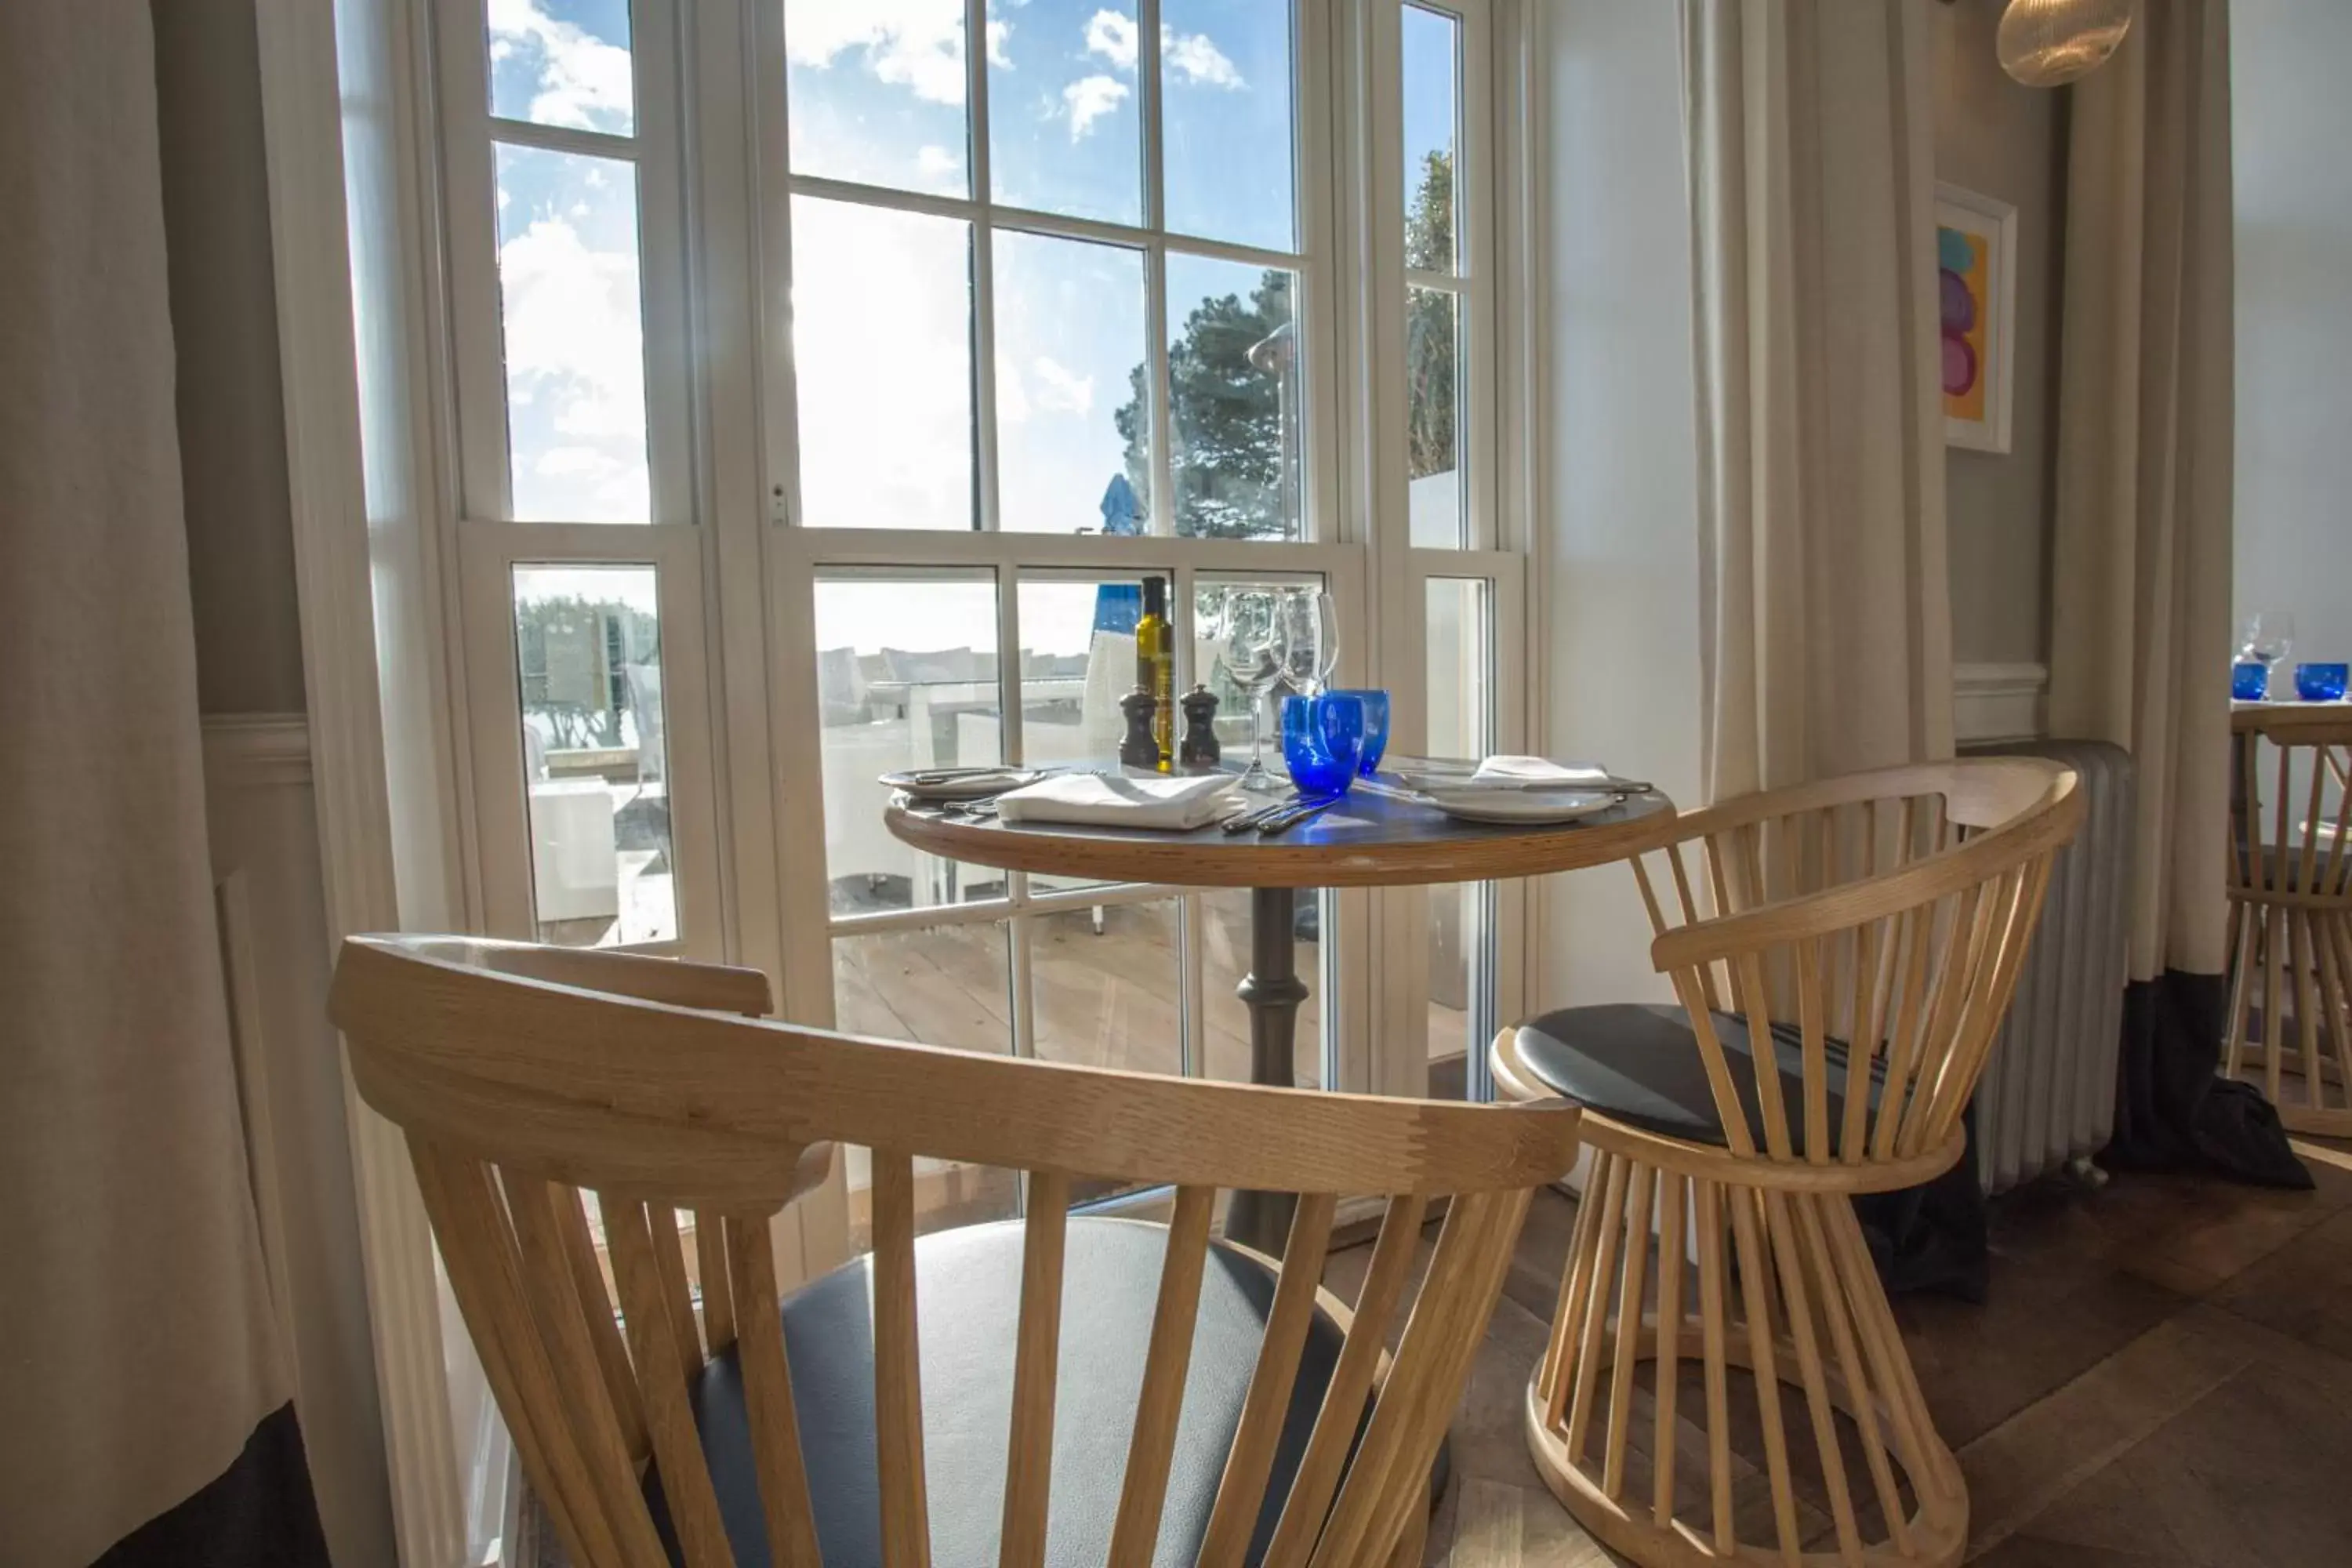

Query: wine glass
[2241,611,2296,672]
[1213,589,1287,793]
[1276,587,1338,696]
[2238,611,2296,702]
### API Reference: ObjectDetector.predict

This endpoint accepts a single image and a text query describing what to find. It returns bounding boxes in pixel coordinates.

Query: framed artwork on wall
[1936,183,2017,454]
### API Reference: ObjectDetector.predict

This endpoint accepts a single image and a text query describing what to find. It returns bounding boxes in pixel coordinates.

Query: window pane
[1162,0,1296,252]
[1030,901,1184,1075]
[1199,888,1326,1089]
[1014,574,1144,769]
[1193,575,1320,766]
[1402,4,1458,274]
[495,144,650,522]
[488,0,634,136]
[513,565,676,946]
[1166,255,1302,541]
[833,923,1018,1244]
[989,0,1142,224]
[994,232,1152,535]
[1032,898,1184,1205]
[784,0,972,197]
[1407,286,1465,546]
[791,198,975,531]
[1426,577,1492,1066]
[815,575,1005,916]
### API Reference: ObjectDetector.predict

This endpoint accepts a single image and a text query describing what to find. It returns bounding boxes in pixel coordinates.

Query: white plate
[880,768,1042,802]
[1420,787,1621,826]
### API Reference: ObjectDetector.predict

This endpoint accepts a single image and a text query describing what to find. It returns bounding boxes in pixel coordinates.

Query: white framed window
[417,0,1532,1239]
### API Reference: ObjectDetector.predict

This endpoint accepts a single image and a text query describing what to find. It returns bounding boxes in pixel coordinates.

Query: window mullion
[1140,0,1175,537]
[967,0,1004,535]
[782,173,978,228]
[1010,913,1038,1060]
[483,117,638,164]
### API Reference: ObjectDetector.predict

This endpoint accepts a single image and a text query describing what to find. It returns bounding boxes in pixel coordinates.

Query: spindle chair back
[330,935,1583,1568]
[2225,704,2352,1133]
[1490,758,2081,1568]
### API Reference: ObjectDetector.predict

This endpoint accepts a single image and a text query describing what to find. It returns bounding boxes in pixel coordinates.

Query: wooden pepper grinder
[1118,687,1161,769]
[1178,684,1221,768]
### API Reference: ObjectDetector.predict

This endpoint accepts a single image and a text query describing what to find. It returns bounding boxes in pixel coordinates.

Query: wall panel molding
[202,712,313,789]
[1955,661,2049,746]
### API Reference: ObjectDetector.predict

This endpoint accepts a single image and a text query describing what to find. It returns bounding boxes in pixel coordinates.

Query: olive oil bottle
[1135,575,1174,770]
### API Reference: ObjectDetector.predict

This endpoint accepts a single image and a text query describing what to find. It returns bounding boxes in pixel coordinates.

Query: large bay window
[416,0,1527,1250]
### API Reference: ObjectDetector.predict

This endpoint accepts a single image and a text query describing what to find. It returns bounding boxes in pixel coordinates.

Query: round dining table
[885,760,1679,1254]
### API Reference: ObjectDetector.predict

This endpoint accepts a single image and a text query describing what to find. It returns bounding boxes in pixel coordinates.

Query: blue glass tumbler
[2296,662,2349,702]
[2233,661,2270,702]
[1281,693,1364,797]
[1327,688,1391,775]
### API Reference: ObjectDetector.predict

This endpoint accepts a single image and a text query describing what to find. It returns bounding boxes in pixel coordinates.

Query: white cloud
[1080,12,1241,89]
[787,1,1010,107]
[1164,31,1243,89]
[914,144,961,178]
[1029,356,1095,415]
[487,0,634,132]
[1083,10,1138,71]
[789,199,976,530]
[1061,74,1129,140]
[495,209,649,517]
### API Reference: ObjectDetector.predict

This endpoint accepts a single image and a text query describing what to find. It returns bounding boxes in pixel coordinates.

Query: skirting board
[1955,662,2049,746]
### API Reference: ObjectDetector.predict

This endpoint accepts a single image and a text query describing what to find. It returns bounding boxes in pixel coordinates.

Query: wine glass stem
[1250,694,1266,768]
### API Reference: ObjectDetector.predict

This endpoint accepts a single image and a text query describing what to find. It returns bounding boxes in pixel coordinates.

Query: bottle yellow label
[1137,578,1174,771]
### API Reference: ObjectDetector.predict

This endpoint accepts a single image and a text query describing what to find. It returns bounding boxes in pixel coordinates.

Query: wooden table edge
[881,789,1682,890]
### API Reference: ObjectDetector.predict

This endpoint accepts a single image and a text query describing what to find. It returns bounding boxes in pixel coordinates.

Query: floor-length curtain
[0,5,327,1563]
[2047,0,2305,1187]
[1684,0,1955,802]
[1682,0,1976,1293]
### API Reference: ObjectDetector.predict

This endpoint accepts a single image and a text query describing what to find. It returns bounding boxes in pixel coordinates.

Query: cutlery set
[1221,793,1338,836]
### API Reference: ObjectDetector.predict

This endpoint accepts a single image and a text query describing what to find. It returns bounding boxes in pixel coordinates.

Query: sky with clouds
[486,0,1457,652]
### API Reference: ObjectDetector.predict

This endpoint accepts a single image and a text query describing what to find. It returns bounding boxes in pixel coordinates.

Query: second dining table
[885,759,1679,1254]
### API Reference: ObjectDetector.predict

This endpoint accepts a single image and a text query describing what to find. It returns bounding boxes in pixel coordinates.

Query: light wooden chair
[2224,703,2352,1134]
[330,934,1583,1568]
[1487,759,2081,1568]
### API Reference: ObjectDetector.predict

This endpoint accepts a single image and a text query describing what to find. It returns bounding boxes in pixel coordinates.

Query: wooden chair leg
[1521,1166,1968,1568]
[2235,904,2352,1136]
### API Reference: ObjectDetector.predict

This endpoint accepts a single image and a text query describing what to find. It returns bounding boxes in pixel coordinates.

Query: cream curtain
[2047,0,2232,984]
[0,4,301,1562]
[1684,0,1955,801]
[2044,0,2298,1182]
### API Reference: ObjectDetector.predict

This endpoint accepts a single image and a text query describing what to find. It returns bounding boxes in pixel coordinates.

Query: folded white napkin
[995,771,1243,829]
[1466,756,1612,789]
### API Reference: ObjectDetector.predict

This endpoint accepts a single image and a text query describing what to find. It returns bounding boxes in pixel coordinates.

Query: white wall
[154,0,310,715]
[1930,0,2066,670]
[2234,0,2352,670]
[1534,0,1707,1010]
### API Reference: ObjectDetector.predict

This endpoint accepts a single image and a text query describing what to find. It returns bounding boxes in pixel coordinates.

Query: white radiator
[1965,739,2136,1193]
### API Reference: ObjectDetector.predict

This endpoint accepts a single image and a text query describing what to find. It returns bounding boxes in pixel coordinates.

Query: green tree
[1112,151,1454,532]
[1405,149,1456,484]
[1114,270,1297,539]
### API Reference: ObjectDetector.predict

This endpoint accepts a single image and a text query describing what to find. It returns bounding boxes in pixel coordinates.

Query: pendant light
[1996,0,2135,88]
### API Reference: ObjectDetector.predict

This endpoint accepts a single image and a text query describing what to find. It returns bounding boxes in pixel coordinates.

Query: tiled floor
[1327,1137,2352,1567]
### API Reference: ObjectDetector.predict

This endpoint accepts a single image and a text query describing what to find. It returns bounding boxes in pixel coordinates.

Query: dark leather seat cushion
[645,1217,1349,1567]
[1511,1003,1882,1155]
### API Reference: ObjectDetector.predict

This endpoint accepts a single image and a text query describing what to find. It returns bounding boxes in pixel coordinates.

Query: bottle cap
[1142,575,1167,616]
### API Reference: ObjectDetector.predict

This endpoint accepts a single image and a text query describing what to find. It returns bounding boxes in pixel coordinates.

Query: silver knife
[1258,797,1339,835]
[1221,794,1301,833]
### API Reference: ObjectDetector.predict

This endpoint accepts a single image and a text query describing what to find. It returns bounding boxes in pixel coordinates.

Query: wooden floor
[1330,1135,2352,1566]
[831,898,1468,1090]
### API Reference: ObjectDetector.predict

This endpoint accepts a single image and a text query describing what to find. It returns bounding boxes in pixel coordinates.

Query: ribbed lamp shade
[1996,0,2135,87]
